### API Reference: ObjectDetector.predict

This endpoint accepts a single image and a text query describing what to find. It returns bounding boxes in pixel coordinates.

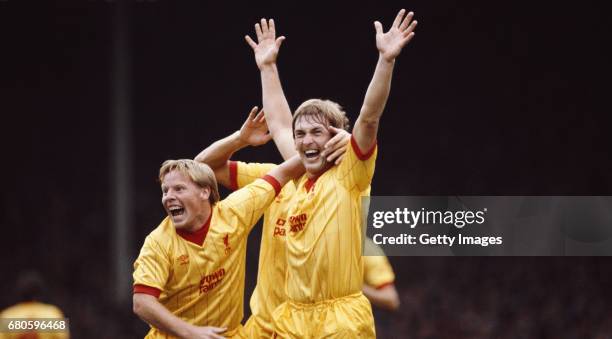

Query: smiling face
[160,170,211,232]
[293,115,333,177]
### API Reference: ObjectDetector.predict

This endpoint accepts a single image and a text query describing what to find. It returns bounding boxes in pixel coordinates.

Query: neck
[306,163,332,179]
[186,205,211,233]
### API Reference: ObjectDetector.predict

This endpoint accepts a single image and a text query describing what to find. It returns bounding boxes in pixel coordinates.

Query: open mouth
[169,206,185,217]
[304,149,320,159]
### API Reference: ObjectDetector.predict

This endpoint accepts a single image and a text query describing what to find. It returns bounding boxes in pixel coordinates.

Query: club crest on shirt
[223,234,231,255]
[177,254,189,266]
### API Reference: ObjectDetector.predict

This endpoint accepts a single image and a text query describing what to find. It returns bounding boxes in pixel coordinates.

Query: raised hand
[239,106,272,147]
[245,18,286,70]
[321,126,351,165]
[375,9,418,62]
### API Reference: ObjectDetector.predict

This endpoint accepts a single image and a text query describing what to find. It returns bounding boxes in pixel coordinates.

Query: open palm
[239,106,272,146]
[245,18,285,69]
[375,9,417,61]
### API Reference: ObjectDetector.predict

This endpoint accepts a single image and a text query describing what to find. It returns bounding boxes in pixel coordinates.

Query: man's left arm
[352,9,418,152]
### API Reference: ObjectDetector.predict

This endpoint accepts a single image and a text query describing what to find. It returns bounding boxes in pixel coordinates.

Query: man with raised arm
[195,109,349,338]
[132,156,302,339]
[244,9,418,337]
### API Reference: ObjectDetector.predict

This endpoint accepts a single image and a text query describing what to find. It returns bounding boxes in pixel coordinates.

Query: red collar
[176,212,212,246]
[304,166,331,192]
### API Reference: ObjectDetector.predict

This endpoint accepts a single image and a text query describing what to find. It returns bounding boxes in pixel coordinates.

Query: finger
[260,18,268,34]
[269,18,276,37]
[255,23,263,42]
[374,21,383,35]
[403,20,418,35]
[327,125,343,135]
[399,11,414,31]
[248,106,258,121]
[334,154,345,165]
[324,131,343,150]
[211,326,227,333]
[254,109,265,122]
[327,147,344,162]
[392,9,406,29]
[262,133,273,143]
[245,35,257,49]
[401,32,416,47]
[276,36,285,49]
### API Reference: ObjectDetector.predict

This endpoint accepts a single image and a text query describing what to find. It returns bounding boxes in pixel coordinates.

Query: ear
[200,186,211,201]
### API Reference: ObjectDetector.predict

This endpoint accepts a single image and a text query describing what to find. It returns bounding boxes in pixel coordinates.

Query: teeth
[305,150,318,155]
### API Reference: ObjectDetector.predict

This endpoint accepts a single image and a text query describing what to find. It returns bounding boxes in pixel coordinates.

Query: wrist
[234,130,250,148]
[378,53,396,65]
[259,63,278,72]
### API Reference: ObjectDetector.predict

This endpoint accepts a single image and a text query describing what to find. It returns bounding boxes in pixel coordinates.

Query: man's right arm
[245,18,296,160]
[133,294,226,339]
[194,106,271,189]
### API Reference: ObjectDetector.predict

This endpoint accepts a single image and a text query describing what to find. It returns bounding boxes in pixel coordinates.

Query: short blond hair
[159,159,220,205]
[292,99,350,133]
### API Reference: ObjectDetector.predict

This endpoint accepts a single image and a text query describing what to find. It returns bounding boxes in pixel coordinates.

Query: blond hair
[159,159,220,205]
[292,99,350,133]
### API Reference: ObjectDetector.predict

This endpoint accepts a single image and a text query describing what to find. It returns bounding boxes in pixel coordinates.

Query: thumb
[374,21,383,35]
[276,36,286,48]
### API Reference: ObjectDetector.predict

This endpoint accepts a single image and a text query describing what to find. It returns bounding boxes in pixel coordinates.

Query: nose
[162,190,175,206]
[302,133,314,145]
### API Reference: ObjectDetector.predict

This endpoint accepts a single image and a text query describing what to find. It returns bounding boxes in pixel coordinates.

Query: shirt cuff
[262,175,282,196]
[375,281,395,290]
[229,161,238,191]
[133,284,162,298]
[351,136,377,160]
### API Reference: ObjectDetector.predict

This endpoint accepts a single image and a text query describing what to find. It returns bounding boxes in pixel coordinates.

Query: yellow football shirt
[362,237,395,289]
[133,177,280,338]
[284,137,377,303]
[229,161,295,336]
[0,302,68,339]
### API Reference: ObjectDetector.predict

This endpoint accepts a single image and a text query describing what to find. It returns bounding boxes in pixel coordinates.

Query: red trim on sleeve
[375,281,395,290]
[133,284,162,298]
[176,211,212,246]
[351,136,377,161]
[262,175,282,196]
[229,161,238,191]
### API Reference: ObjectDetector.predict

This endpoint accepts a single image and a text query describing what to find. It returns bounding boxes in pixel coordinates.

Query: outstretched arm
[245,18,295,160]
[266,155,304,187]
[194,106,271,188]
[353,9,417,152]
[133,293,226,339]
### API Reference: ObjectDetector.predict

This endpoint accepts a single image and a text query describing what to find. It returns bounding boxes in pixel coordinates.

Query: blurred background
[0,0,610,337]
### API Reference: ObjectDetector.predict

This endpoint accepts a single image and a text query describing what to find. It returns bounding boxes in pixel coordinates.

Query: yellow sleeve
[363,237,395,288]
[133,234,171,291]
[363,254,395,289]
[336,136,377,192]
[229,161,277,190]
[217,177,279,233]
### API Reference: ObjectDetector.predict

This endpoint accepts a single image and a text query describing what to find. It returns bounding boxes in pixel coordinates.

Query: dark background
[1,0,611,338]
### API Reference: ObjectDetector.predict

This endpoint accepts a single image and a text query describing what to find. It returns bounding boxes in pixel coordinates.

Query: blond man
[132,157,302,339]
